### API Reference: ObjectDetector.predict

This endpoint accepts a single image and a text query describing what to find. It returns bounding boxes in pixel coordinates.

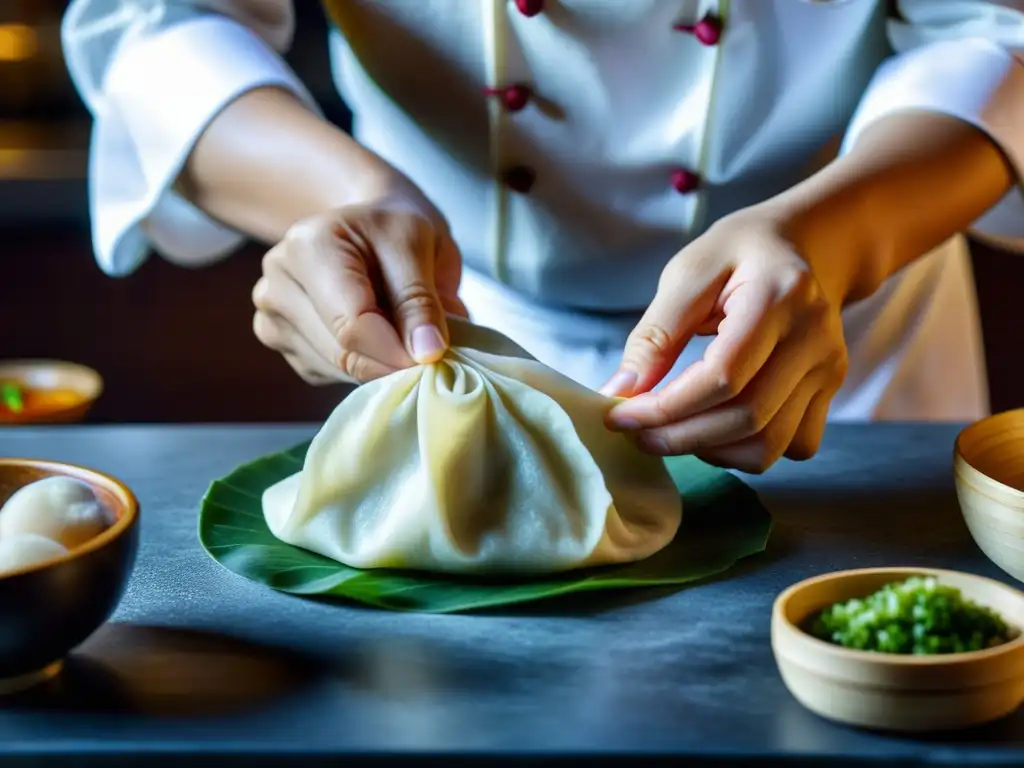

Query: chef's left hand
[600,208,849,474]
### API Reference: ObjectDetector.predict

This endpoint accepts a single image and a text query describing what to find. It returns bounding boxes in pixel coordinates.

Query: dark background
[1,2,1021,423]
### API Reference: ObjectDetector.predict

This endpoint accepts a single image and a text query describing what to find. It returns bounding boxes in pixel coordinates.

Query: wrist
[759,183,883,308]
[761,112,1014,308]
[184,86,436,241]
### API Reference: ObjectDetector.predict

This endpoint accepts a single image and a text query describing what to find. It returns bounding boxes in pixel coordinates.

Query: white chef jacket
[62,0,1024,421]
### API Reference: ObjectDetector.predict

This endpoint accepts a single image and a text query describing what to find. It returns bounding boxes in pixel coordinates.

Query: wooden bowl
[772,567,1024,732]
[0,459,139,693]
[955,409,1024,582]
[0,360,103,424]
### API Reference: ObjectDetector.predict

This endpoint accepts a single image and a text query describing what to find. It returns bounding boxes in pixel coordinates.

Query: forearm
[764,112,1015,305]
[180,86,405,243]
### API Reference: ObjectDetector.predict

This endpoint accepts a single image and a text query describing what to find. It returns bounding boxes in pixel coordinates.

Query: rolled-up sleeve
[840,0,1024,252]
[62,0,320,276]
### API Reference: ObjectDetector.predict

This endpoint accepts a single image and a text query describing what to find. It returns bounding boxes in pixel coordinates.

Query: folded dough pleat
[263,319,682,575]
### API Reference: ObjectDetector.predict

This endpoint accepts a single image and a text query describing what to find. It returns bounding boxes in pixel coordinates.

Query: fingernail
[410,324,446,363]
[599,370,638,398]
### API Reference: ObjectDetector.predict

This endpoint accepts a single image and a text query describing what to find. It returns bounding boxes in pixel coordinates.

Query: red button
[515,0,544,17]
[670,168,700,194]
[482,83,532,112]
[502,166,536,194]
[673,13,723,46]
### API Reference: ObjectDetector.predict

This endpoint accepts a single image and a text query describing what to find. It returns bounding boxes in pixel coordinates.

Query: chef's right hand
[251,194,468,385]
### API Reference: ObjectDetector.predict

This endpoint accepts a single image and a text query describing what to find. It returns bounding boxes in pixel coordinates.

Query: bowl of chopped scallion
[772,567,1024,732]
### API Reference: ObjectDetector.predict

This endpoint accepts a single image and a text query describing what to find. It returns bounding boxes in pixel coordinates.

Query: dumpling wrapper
[263,320,682,575]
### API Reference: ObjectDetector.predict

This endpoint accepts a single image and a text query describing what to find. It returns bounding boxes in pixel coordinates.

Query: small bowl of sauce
[0,361,103,425]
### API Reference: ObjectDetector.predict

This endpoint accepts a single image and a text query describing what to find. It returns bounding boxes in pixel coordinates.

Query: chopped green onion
[1,382,24,413]
[807,576,1014,655]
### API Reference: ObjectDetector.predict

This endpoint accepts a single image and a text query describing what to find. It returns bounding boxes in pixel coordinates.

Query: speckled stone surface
[0,423,1022,766]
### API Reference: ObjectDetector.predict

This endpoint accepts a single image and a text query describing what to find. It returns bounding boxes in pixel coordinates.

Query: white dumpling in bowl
[263,319,683,576]
[0,476,115,550]
[0,533,68,576]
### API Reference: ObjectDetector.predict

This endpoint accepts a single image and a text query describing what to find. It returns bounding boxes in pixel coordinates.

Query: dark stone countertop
[0,423,1021,766]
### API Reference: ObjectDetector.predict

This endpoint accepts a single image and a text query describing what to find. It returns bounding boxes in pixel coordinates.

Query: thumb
[377,231,450,365]
[600,258,728,397]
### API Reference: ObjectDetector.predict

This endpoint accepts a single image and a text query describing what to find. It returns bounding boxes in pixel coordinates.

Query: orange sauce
[0,384,89,424]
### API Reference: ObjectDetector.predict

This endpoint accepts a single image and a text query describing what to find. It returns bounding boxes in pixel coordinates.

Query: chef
[62,0,1024,472]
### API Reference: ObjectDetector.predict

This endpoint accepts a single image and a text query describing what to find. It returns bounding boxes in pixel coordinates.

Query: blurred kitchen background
[1,2,1022,423]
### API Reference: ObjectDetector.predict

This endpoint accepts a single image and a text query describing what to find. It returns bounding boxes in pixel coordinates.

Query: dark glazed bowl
[0,459,139,693]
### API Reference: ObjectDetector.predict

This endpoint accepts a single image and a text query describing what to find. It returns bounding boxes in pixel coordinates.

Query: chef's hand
[251,192,467,385]
[601,209,849,474]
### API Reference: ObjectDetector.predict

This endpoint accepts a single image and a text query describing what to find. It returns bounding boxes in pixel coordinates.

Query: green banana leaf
[198,441,772,613]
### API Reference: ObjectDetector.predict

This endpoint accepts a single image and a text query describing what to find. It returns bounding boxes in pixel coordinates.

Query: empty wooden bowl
[772,567,1024,732]
[955,409,1024,582]
[0,459,139,693]
[0,360,103,424]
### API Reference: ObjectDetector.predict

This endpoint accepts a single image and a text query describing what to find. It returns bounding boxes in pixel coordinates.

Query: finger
[690,380,820,473]
[784,390,832,461]
[375,223,451,364]
[599,257,729,398]
[608,279,783,426]
[276,223,413,371]
[256,310,397,385]
[610,314,814,433]
[253,309,339,382]
[253,273,346,369]
[634,371,819,458]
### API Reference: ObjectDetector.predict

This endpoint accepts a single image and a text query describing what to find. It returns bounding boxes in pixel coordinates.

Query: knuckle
[261,247,284,276]
[740,442,779,475]
[252,312,283,349]
[251,277,273,311]
[738,402,771,433]
[659,257,689,286]
[742,458,773,475]
[777,264,815,300]
[337,349,371,383]
[821,346,849,388]
[777,267,831,317]
[280,217,339,267]
[366,205,432,243]
[710,367,743,400]
[333,318,361,349]
[785,438,821,462]
[391,280,438,317]
[832,348,850,381]
[284,214,330,245]
[628,323,675,362]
